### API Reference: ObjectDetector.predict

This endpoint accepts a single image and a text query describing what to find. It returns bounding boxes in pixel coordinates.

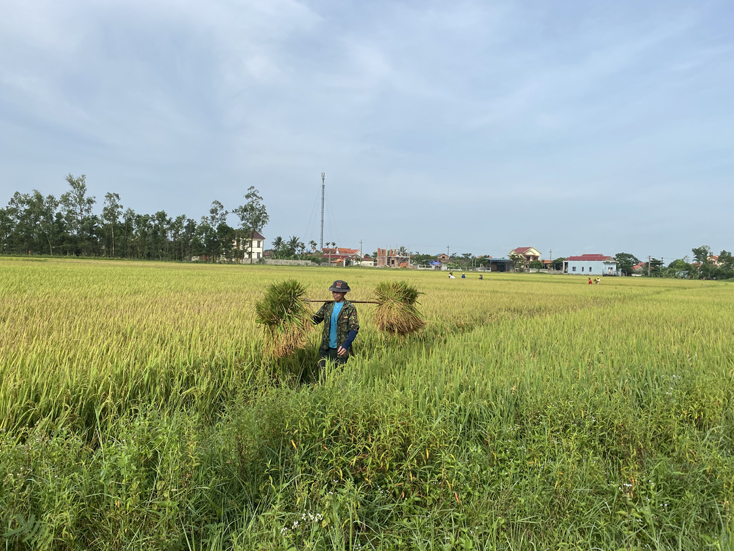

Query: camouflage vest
[314,300,359,350]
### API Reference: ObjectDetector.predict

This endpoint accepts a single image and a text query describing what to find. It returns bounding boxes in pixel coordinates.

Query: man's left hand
[337,346,348,357]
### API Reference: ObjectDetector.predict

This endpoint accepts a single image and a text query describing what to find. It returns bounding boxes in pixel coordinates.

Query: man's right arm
[312,303,327,324]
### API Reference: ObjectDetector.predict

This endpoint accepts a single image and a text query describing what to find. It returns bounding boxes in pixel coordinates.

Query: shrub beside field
[1,259,733,550]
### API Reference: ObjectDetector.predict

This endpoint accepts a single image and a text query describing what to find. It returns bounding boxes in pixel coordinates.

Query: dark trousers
[318,347,349,369]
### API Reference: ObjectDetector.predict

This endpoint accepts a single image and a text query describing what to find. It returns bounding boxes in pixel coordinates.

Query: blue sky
[1,0,732,260]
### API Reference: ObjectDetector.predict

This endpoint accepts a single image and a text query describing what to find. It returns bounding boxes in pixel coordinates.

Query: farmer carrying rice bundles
[312,280,359,368]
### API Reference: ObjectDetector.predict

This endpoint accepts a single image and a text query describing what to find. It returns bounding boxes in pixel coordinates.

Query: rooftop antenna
[320,172,325,250]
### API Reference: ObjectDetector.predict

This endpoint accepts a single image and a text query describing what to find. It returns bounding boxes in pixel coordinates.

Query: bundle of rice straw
[373,280,425,335]
[255,279,313,359]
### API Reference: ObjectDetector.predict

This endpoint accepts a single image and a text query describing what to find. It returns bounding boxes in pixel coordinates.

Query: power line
[301,192,320,247]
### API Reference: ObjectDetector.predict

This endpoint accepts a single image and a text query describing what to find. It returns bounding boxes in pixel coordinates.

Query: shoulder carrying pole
[305,299,382,304]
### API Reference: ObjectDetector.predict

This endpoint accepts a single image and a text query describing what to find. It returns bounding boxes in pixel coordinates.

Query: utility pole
[320,172,325,251]
[648,255,651,277]
[550,249,553,270]
[359,240,363,258]
[447,245,450,258]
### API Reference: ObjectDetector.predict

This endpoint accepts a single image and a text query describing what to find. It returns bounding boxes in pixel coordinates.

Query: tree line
[0,175,268,262]
[410,249,733,279]
[615,248,733,279]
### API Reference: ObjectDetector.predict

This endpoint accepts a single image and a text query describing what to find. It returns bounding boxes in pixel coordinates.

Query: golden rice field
[1,257,733,550]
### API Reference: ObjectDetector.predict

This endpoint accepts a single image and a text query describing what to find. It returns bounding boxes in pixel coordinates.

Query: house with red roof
[509,247,541,264]
[509,247,542,270]
[563,254,618,276]
[322,247,361,265]
[357,255,376,267]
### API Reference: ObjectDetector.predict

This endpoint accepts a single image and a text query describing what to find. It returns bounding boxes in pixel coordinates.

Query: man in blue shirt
[312,280,360,368]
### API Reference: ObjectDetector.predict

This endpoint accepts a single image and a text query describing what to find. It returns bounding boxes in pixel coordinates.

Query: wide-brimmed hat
[329,280,351,293]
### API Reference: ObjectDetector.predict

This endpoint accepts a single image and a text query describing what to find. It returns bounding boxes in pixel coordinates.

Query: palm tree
[309,240,317,252]
[287,236,301,258]
[272,236,284,258]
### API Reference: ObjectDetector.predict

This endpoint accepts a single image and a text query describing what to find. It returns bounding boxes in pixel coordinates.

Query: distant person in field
[595,277,600,285]
[312,280,359,368]
[588,277,592,285]
[449,272,455,279]
[479,274,483,280]
[461,273,466,279]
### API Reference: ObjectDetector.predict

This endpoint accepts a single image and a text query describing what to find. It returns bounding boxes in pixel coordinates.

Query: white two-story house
[236,231,265,262]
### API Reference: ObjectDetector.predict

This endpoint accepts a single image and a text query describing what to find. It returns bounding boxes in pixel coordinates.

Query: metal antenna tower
[320,172,325,250]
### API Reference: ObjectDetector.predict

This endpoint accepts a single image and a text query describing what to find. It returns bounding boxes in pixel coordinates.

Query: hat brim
[328,286,350,293]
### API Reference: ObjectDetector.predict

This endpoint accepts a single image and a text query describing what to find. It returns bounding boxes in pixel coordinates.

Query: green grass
[1,258,733,550]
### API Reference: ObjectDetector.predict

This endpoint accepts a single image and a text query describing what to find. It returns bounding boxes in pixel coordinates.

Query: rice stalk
[373,280,426,335]
[255,279,313,358]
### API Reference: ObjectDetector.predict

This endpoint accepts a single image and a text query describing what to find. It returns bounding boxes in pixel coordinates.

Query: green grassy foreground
[1,258,733,550]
